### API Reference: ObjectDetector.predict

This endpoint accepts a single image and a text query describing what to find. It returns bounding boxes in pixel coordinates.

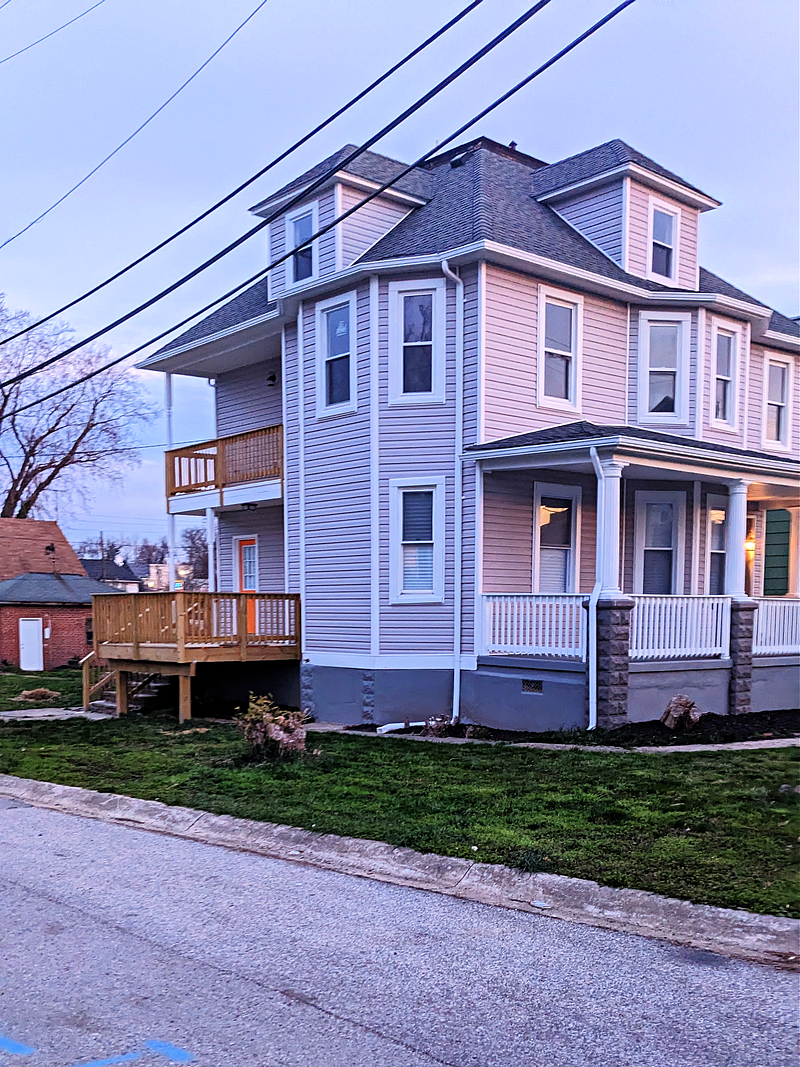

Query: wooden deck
[165,424,282,498]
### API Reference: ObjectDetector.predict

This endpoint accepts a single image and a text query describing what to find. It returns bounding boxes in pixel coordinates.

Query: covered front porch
[469,424,799,720]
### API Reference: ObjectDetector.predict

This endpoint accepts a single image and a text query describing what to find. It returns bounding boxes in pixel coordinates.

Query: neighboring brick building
[0,519,119,670]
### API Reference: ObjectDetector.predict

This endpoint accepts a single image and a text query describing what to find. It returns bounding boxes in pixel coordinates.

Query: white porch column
[205,507,216,593]
[597,458,628,596]
[165,373,177,591]
[725,480,750,598]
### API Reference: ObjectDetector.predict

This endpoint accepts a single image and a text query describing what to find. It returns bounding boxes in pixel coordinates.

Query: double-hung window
[285,203,318,286]
[711,320,741,430]
[533,484,580,593]
[316,292,357,416]
[389,477,445,603]
[764,357,791,447]
[638,312,690,424]
[648,199,679,283]
[388,280,445,404]
[537,286,582,411]
[633,491,686,594]
[706,495,727,595]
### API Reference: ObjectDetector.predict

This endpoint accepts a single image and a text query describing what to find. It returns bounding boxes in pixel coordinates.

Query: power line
[5,0,638,420]
[0,0,106,65]
[1,0,271,249]
[0,1,15,11]
[0,0,484,347]
[0,0,551,389]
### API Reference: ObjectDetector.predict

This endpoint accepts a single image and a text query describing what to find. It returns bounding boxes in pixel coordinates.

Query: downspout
[442,259,463,724]
[165,373,177,591]
[588,447,604,730]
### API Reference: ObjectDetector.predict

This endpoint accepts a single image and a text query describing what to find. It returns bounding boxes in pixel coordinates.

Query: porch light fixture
[744,538,756,554]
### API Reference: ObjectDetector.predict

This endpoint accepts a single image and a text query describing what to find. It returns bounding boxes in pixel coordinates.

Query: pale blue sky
[1,0,797,547]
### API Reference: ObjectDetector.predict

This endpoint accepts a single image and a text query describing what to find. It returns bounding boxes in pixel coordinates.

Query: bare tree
[181,527,208,578]
[134,537,169,565]
[75,536,130,561]
[0,297,155,518]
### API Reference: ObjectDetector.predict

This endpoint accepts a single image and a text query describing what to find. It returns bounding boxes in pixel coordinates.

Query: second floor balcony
[165,424,282,515]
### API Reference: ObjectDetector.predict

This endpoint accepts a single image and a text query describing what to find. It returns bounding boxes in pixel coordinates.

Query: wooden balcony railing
[165,424,282,497]
[93,591,301,663]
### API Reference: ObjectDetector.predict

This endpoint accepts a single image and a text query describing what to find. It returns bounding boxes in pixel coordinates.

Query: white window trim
[387,278,446,405]
[709,318,742,433]
[633,490,687,594]
[315,290,358,418]
[536,284,584,414]
[532,482,582,593]
[761,352,793,453]
[232,534,259,593]
[389,476,446,605]
[284,201,319,288]
[646,196,681,287]
[637,310,691,426]
[704,493,728,595]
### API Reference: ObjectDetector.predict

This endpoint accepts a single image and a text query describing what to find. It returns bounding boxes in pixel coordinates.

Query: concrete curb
[313,725,800,755]
[0,773,797,969]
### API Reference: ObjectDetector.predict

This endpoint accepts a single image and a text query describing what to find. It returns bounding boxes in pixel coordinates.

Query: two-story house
[94,137,799,727]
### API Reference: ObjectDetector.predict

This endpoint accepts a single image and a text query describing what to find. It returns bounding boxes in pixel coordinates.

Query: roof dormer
[532,140,720,291]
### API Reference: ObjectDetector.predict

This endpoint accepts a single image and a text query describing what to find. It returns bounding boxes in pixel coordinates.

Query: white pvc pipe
[442,259,464,724]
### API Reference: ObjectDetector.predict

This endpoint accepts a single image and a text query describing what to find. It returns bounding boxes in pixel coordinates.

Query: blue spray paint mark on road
[0,1030,35,1055]
[145,1041,194,1063]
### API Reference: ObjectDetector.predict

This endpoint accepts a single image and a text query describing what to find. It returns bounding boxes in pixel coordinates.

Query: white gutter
[587,447,604,731]
[442,259,464,724]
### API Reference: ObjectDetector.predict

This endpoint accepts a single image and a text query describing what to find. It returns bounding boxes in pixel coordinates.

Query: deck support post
[178,674,192,723]
[115,670,129,717]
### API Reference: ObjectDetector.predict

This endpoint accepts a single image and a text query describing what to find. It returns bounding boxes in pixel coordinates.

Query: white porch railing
[482,594,587,658]
[629,595,731,661]
[753,597,800,656]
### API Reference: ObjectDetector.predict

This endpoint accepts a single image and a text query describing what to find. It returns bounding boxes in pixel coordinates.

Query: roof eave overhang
[758,328,800,353]
[534,163,721,212]
[136,239,775,376]
[466,434,799,486]
[249,171,428,216]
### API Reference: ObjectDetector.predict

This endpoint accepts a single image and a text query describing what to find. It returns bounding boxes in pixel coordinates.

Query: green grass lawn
[0,669,82,712]
[0,712,797,917]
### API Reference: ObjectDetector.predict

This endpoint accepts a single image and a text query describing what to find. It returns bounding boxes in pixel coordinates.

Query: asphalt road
[0,797,796,1067]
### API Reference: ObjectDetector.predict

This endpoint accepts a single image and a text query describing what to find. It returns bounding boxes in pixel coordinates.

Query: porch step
[90,699,143,715]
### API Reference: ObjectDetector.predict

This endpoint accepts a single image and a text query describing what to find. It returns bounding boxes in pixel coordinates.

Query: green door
[763,509,790,595]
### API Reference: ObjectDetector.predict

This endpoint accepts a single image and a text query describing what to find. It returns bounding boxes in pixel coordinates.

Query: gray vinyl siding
[217,505,285,592]
[215,359,282,437]
[378,274,457,655]
[553,181,624,265]
[621,479,694,595]
[482,471,596,595]
[267,189,337,298]
[339,184,410,267]
[301,284,372,653]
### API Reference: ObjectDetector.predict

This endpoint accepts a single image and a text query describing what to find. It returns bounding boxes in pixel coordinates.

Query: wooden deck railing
[165,424,282,497]
[93,591,301,662]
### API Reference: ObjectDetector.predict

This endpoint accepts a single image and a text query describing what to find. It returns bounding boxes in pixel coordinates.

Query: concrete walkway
[1,797,797,1067]
[0,706,111,722]
[309,722,800,754]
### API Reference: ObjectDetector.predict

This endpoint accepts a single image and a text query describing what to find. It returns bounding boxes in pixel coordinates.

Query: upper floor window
[647,199,679,283]
[388,279,445,404]
[637,312,690,425]
[315,291,357,416]
[389,477,445,603]
[710,320,741,430]
[286,203,318,286]
[763,356,791,448]
[537,286,583,412]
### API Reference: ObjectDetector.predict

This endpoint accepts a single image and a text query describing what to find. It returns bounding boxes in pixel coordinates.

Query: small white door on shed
[19,617,44,671]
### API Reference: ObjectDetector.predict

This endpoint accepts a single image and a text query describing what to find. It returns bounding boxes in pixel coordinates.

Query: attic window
[649,204,678,281]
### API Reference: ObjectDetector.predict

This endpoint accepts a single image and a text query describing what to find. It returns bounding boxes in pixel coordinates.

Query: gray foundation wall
[302,665,453,725]
[461,658,587,732]
[751,657,800,712]
[627,660,730,721]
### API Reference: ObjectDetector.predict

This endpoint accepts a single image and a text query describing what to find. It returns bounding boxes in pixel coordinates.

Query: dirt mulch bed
[344,707,800,747]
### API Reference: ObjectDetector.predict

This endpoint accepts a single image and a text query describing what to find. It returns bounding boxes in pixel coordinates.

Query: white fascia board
[332,172,428,207]
[249,182,316,216]
[535,163,721,212]
[760,329,800,353]
[466,434,799,482]
[136,304,283,373]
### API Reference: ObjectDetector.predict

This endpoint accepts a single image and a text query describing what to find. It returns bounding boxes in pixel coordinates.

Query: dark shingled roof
[153,139,797,357]
[80,559,139,584]
[156,282,276,355]
[249,145,435,213]
[467,421,800,465]
[530,139,714,201]
[769,309,800,338]
[0,572,121,605]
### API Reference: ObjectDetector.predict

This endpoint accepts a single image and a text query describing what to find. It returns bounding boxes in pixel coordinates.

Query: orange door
[238,539,257,632]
